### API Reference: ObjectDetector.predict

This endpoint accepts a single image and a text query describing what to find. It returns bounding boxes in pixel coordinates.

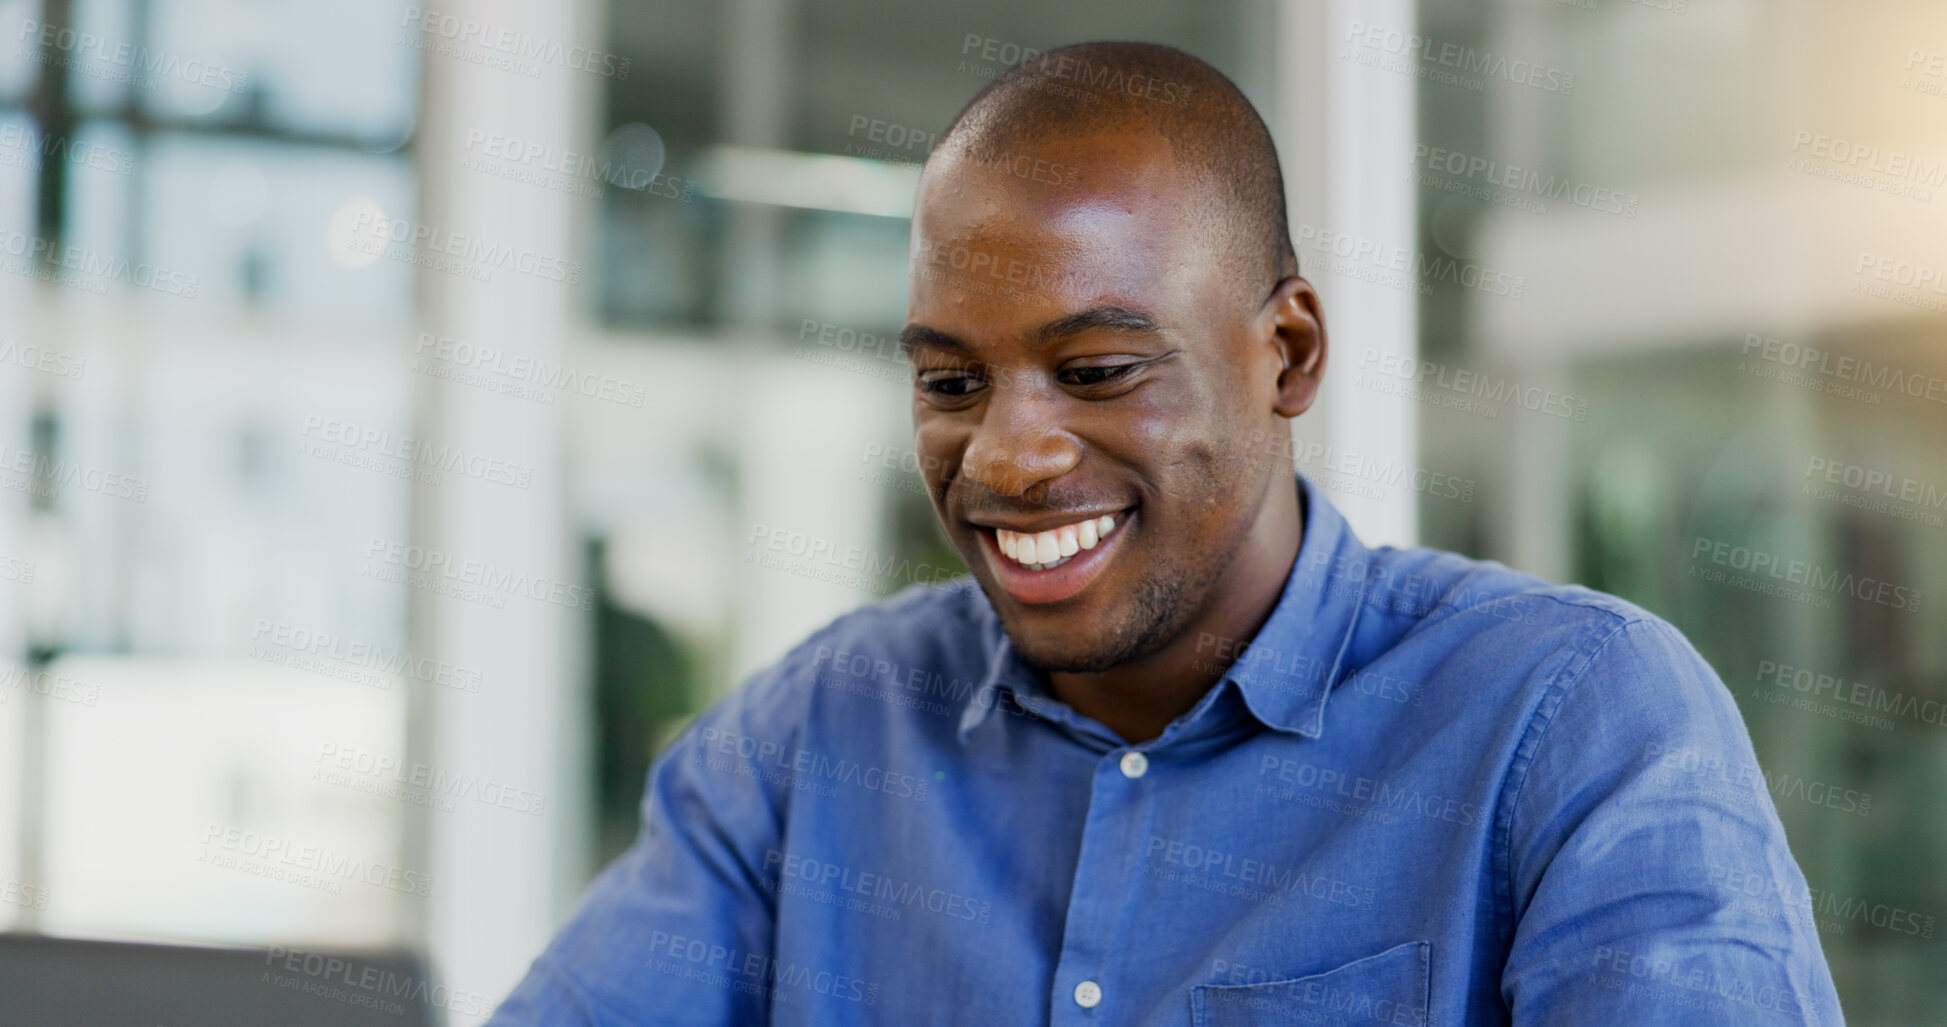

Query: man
[490,42,1842,1025]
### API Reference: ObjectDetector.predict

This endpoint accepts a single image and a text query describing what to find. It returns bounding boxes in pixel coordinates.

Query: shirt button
[1074,980,1103,1008]
[1119,751,1149,779]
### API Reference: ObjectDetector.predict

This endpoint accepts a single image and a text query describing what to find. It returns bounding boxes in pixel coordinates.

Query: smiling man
[489,42,1842,1026]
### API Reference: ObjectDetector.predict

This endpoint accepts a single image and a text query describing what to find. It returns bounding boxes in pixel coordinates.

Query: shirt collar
[957,594,1049,743]
[957,471,1371,745]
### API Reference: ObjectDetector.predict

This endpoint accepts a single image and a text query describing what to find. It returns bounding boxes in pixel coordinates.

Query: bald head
[933,41,1298,301]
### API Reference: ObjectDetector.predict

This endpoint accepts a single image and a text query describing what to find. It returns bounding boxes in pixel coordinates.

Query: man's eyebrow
[898,306,1164,360]
[1032,305,1164,345]
[898,324,968,359]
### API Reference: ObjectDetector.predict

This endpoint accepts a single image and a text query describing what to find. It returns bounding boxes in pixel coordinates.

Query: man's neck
[1046,479,1305,745]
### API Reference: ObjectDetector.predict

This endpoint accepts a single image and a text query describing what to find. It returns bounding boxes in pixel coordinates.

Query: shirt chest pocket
[1189,940,1430,1027]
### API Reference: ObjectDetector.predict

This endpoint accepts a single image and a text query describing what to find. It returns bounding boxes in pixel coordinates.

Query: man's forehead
[912,157,1201,286]
[917,129,1185,224]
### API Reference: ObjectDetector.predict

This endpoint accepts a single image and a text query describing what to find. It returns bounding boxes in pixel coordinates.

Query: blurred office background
[0,0,1941,1023]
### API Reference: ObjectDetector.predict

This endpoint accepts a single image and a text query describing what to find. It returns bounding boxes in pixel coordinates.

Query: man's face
[903,135,1289,673]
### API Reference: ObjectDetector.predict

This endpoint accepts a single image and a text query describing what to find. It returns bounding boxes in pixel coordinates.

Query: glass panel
[146,0,415,140]
[1417,1,1947,1022]
[135,133,415,321]
[2,0,421,952]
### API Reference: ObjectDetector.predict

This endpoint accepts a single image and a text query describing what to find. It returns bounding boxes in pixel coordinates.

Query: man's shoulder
[1344,547,1750,805]
[1354,543,1717,707]
[726,576,992,716]
[1357,541,1651,635]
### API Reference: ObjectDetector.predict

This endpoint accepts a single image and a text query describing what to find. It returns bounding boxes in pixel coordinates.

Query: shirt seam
[1490,611,1645,948]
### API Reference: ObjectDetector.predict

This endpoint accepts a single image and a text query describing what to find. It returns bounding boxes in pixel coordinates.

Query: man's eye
[1059,364,1139,387]
[918,372,983,397]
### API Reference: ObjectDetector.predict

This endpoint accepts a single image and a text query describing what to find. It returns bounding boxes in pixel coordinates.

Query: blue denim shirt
[489,472,1842,1025]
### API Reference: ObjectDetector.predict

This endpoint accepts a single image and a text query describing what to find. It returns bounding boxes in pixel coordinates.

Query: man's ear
[1263,276,1327,417]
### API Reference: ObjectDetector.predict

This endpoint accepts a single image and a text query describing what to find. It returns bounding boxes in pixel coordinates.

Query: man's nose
[959,388,1081,501]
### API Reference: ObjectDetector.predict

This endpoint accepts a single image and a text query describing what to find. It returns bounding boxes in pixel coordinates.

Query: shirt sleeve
[1499,615,1846,1026]
[485,657,803,1026]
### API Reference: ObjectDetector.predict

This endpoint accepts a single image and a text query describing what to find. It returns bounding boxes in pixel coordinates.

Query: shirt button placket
[1052,748,1151,1022]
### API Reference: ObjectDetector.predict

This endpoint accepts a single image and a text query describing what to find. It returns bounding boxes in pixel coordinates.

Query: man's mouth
[998,513,1120,570]
[975,507,1135,605]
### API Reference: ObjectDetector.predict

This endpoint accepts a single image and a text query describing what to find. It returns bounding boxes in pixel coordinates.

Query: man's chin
[992,599,1164,675]
[976,559,1190,674]
[1005,631,1127,675]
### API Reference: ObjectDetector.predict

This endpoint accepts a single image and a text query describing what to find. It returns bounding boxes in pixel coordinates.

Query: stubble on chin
[1000,565,1191,674]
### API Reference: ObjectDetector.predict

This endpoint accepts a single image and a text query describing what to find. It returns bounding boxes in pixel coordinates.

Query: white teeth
[994,511,1126,570]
